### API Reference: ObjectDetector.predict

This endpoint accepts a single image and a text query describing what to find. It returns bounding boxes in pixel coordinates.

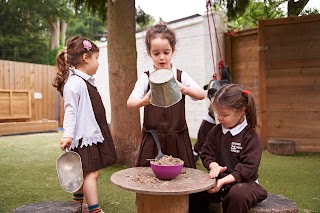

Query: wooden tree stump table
[110,167,216,213]
[12,201,81,213]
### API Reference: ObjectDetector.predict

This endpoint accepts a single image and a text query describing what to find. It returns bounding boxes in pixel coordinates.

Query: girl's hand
[208,178,224,193]
[142,90,151,105]
[60,137,72,151]
[176,81,186,94]
[176,80,206,100]
[208,174,236,194]
[127,91,151,109]
[208,163,227,179]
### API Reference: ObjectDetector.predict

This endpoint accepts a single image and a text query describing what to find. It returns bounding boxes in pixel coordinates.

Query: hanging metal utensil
[56,147,84,193]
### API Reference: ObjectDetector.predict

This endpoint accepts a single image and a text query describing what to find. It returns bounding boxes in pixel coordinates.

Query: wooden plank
[267,57,320,69]
[295,145,320,152]
[43,65,49,119]
[232,61,259,75]
[0,91,10,116]
[3,60,10,90]
[0,120,58,136]
[267,75,320,87]
[264,21,320,44]
[258,19,267,147]
[9,61,14,90]
[266,41,320,62]
[39,65,43,120]
[232,46,258,63]
[231,34,258,49]
[29,63,36,120]
[266,85,320,111]
[15,62,20,89]
[267,117,320,138]
[34,65,40,120]
[0,60,3,89]
[19,62,25,89]
[47,67,52,120]
[267,67,319,78]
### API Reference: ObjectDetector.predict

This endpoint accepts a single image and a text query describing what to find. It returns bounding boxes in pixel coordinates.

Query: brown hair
[211,84,257,129]
[52,36,99,94]
[145,24,177,54]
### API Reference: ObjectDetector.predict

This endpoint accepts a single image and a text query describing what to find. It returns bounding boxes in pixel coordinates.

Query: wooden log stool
[12,201,82,213]
[267,139,296,156]
[251,193,298,213]
[210,193,298,213]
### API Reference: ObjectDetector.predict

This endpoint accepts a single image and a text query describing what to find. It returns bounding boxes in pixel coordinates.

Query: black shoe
[193,151,199,163]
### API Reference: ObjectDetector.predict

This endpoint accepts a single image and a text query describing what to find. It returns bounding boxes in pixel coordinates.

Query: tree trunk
[48,16,60,49]
[107,0,141,166]
[60,20,68,46]
[288,0,309,16]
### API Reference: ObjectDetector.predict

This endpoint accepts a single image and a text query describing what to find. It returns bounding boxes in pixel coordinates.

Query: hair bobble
[243,90,249,95]
[63,49,67,54]
[83,40,92,51]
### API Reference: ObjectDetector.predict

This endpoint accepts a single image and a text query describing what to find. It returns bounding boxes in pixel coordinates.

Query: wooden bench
[12,201,81,213]
[210,193,298,213]
[0,120,58,136]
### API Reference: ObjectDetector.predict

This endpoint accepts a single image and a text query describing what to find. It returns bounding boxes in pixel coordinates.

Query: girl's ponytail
[244,91,257,129]
[53,50,70,95]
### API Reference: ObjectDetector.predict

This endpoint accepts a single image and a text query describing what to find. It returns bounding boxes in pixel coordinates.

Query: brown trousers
[189,180,267,213]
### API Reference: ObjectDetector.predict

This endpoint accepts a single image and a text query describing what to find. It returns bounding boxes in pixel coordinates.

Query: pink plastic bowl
[150,161,184,180]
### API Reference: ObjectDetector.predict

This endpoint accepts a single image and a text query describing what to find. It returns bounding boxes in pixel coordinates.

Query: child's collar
[222,117,248,136]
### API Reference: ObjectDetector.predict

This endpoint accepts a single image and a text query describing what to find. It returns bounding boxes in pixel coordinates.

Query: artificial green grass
[0,132,319,213]
[0,132,135,213]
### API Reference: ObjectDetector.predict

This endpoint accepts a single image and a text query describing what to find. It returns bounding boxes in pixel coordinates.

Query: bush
[47,46,64,65]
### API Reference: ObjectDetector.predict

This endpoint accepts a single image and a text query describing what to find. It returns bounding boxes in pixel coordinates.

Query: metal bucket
[149,69,182,108]
[56,148,84,193]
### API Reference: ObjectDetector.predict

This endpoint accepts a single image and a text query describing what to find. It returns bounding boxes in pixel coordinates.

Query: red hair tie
[243,90,249,95]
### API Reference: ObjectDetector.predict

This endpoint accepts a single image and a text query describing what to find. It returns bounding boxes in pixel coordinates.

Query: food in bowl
[150,156,184,180]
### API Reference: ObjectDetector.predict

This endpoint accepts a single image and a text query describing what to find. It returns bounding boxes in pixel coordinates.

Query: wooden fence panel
[262,15,320,152]
[0,60,63,126]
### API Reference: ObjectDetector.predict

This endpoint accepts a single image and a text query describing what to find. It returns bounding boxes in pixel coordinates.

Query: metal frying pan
[56,148,84,193]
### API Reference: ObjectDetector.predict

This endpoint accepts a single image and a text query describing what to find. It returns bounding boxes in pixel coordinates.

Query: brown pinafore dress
[72,76,117,172]
[136,70,196,168]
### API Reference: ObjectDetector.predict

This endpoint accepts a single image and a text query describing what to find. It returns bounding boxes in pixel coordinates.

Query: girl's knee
[226,183,250,203]
[85,171,99,180]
